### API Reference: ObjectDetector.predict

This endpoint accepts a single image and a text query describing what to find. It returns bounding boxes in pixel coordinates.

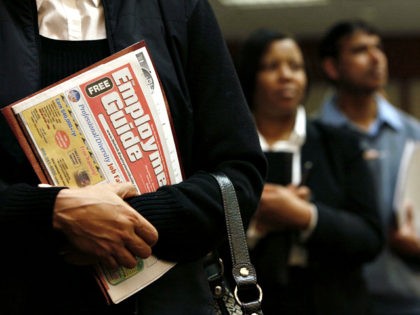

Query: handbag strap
[211,172,263,315]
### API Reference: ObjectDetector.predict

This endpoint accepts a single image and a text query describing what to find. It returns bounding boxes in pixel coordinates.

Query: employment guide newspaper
[1,42,183,304]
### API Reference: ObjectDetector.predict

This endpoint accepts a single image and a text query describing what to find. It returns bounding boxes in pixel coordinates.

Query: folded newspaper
[394,140,420,236]
[1,41,182,304]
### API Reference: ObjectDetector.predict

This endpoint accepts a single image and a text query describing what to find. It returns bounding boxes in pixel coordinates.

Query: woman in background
[237,29,383,315]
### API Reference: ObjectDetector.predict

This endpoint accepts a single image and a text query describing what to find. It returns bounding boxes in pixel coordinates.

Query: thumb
[405,203,414,225]
[399,202,415,236]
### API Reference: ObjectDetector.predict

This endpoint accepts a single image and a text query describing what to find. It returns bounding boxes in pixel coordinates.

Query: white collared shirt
[36,0,106,40]
[258,106,307,186]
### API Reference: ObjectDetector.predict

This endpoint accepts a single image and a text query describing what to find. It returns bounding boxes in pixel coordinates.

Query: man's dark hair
[236,29,289,111]
[319,20,381,60]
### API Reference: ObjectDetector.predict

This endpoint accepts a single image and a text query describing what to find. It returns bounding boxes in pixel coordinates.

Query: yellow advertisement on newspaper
[20,94,105,187]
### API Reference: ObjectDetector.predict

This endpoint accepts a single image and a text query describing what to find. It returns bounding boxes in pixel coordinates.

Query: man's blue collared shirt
[318,93,420,315]
[319,94,403,137]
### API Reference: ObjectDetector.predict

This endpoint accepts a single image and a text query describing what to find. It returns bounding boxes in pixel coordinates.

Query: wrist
[296,202,314,230]
[300,204,317,241]
[53,188,73,230]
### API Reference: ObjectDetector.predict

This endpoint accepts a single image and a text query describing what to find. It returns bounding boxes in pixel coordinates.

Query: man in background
[317,19,420,315]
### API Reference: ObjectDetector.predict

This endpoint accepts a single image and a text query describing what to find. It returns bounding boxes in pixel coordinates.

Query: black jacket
[253,120,383,315]
[0,1,266,314]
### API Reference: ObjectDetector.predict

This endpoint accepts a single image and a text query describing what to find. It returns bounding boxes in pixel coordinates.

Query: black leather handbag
[205,172,263,315]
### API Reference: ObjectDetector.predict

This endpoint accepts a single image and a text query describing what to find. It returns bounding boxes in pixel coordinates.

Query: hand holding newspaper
[1,41,182,304]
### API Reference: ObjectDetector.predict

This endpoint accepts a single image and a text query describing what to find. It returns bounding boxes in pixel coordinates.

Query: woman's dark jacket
[253,120,383,315]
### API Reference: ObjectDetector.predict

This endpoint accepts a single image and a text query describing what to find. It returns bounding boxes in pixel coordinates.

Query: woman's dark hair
[236,29,289,111]
[319,19,380,60]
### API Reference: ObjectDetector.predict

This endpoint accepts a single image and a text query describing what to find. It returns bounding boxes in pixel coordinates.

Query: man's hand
[53,183,158,269]
[390,205,420,260]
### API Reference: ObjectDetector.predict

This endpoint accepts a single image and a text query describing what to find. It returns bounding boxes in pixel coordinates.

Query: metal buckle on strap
[233,284,263,305]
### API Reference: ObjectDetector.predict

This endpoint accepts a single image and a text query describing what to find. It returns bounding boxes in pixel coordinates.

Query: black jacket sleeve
[127,0,266,262]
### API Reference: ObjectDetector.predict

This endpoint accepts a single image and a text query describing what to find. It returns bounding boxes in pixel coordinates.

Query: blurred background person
[318,19,420,315]
[237,28,383,315]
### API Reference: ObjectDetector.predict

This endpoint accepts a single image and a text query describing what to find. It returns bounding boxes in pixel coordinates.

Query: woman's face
[253,38,307,117]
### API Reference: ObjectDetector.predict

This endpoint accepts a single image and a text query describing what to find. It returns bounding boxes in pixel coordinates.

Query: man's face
[335,31,388,93]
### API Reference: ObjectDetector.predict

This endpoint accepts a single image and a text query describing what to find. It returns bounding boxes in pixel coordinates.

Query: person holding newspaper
[317,20,420,315]
[0,1,266,315]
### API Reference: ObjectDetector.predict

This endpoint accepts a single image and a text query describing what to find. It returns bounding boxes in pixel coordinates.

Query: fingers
[55,182,159,270]
[107,248,137,269]
[116,201,158,246]
[263,183,278,192]
[101,239,152,269]
[132,213,159,247]
[398,203,416,236]
[406,203,414,225]
[126,238,153,260]
[296,186,311,201]
[94,182,159,247]
[105,199,158,264]
[125,216,157,259]
[105,182,139,199]
[69,240,149,270]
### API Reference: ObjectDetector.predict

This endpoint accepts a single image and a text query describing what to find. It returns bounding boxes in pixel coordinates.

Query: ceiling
[208,0,420,41]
